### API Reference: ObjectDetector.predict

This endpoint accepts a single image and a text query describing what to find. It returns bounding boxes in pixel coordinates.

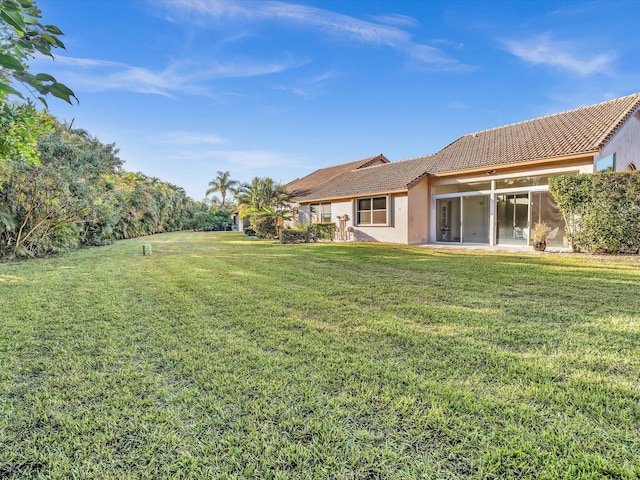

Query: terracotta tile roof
[289,93,640,202]
[421,93,640,174]
[292,155,434,202]
[286,154,388,200]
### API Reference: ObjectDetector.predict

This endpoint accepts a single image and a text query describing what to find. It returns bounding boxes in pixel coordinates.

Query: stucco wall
[329,200,352,226]
[599,110,640,171]
[328,195,409,243]
[357,194,408,243]
[407,178,429,244]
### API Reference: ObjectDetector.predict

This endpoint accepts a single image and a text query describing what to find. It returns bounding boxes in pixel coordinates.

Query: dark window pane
[373,197,386,210]
[358,198,371,210]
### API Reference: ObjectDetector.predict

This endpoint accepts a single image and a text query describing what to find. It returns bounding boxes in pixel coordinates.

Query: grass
[1,231,639,479]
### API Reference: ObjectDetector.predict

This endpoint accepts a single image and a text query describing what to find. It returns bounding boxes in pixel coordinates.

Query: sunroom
[429,162,593,248]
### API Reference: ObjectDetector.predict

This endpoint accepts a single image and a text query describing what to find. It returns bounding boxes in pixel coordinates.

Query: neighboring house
[286,93,640,247]
[231,211,250,232]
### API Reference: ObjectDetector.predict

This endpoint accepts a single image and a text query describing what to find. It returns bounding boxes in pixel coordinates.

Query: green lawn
[1,232,639,479]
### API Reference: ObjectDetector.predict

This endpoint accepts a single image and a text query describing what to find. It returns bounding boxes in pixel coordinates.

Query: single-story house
[286,93,640,247]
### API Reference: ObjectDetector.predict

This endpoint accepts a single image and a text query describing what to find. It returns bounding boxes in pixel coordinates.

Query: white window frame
[310,202,332,223]
[355,195,389,226]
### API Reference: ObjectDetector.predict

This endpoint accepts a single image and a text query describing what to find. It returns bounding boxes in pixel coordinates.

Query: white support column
[489,180,496,246]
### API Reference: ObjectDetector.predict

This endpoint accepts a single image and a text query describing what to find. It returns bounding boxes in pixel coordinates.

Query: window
[356,196,387,225]
[310,202,331,223]
[595,153,615,172]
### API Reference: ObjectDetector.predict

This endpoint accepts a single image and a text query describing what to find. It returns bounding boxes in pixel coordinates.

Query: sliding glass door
[436,197,460,242]
[530,191,565,247]
[496,193,529,245]
[436,195,489,244]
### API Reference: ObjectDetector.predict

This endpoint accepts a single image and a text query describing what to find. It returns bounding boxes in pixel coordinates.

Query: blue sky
[37,0,640,200]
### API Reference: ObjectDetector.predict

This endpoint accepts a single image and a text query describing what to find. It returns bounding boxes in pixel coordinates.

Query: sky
[35,0,640,201]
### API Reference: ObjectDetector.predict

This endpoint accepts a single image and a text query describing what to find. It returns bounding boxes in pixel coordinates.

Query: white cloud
[38,54,304,96]
[369,13,419,28]
[207,149,295,169]
[273,69,341,98]
[160,147,296,170]
[162,0,471,71]
[502,33,615,76]
[409,45,474,72]
[151,131,226,145]
[448,100,469,110]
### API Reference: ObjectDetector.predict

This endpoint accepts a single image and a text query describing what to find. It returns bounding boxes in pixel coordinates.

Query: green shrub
[244,226,256,236]
[280,229,310,244]
[190,209,232,231]
[549,171,640,253]
[310,222,336,241]
[279,223,336,244]
[253,217,277,239]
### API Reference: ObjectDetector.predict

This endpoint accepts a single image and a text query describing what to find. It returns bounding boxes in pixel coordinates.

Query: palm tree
[236,176,291,219]
[235,177,292,238]
[206,171,238,209]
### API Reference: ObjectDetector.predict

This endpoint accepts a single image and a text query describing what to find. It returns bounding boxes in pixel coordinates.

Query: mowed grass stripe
[1,232,639,479]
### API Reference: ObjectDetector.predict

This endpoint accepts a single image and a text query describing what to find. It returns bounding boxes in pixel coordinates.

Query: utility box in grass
[142,244,152,256]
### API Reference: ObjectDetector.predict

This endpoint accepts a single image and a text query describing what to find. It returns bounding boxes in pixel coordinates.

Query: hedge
[279,222,337,244]
[253,217,277,239]
[189,209,232,231]
[310,222,336,240]
[280,229,312,244]
[549,171,640,253]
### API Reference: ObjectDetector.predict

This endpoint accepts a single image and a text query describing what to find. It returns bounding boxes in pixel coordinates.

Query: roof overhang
[296,188,409,204]
[429,152,598,178]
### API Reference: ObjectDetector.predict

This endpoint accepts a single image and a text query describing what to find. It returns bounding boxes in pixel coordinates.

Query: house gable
[286,154,389,201]
[597,108,640,171]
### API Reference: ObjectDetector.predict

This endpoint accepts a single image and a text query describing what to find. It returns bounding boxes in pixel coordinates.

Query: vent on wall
[629,162,637,171]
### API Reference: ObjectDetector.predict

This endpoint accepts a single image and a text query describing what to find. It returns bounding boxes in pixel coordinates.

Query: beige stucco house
[286,93,640,247]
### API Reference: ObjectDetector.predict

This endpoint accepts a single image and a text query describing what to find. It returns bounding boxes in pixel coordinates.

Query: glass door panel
[530,191,566,247]
[462,195,490,243]
[436,197,461,242]
[496,193,529,245]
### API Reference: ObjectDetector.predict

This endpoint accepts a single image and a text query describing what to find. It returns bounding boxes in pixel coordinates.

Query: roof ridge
[466,93,640,137]
[354,153,389,169]
[390,152,436,163]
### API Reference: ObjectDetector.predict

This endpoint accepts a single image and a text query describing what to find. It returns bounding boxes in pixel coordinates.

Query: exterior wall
[350,193,408,243]
[297,195,409,243]
[407,178,430,244]
[329,199,353,227]
[598,110,640,171]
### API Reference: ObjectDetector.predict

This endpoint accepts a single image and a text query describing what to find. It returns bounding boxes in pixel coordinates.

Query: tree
[235,176,291,237]
[1,0,77,192]
[0,119,123,256]
[0,0,77,105]
[236,176,290,215]
[206,170,238,209]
